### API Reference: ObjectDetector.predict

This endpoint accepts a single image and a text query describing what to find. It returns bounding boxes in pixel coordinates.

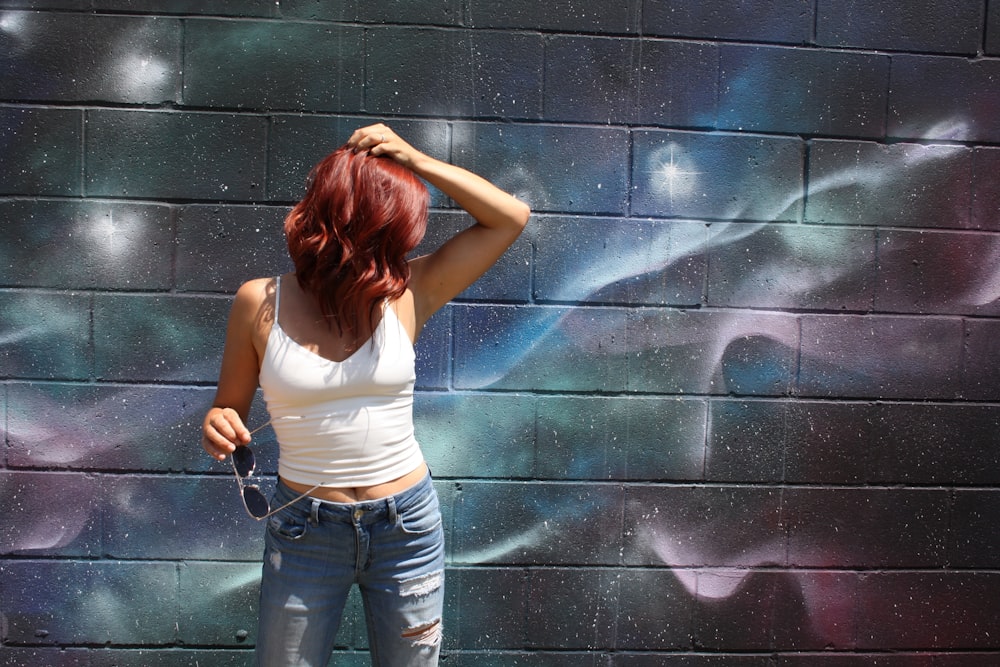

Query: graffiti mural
[3,1,1000,665]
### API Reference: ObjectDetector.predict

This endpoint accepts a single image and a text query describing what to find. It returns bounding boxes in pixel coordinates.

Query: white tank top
[258,276,425,487]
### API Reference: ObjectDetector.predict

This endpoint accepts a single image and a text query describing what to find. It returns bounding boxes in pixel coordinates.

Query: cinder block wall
[3,1,1000,664]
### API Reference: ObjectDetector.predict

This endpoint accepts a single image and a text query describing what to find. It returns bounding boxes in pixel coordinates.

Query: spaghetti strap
[274,275,281,321]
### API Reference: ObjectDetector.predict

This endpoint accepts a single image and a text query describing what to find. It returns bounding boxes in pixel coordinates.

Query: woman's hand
[347,123,424,169]
[201,406,251,462]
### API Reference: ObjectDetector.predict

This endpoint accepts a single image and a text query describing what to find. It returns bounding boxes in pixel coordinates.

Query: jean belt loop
[386,495,398,525]
[309,499,321,526]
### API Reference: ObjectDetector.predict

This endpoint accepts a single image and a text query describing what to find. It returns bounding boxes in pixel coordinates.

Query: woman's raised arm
[347,124,531,330]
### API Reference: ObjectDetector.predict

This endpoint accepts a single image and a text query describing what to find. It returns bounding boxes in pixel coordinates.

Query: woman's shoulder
[230,277,280,324]
[235,276,276,299]
[389,287,419,343]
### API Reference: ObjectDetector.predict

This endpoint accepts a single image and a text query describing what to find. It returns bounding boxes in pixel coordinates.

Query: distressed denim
[255,473,444,667]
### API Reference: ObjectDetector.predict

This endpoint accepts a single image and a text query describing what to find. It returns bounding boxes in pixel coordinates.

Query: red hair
[284,146,429,336]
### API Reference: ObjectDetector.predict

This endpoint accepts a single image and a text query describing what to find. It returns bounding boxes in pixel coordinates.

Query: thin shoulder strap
[274,275,281,321]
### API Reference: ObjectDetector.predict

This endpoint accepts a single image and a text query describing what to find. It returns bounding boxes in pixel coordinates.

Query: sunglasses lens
[232,446,255,478]
[243,486,270,518]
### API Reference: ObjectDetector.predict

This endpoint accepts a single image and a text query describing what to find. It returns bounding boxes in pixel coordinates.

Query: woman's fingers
[202,407,250,460]
[348,123,392,152]
[202,433,234,461]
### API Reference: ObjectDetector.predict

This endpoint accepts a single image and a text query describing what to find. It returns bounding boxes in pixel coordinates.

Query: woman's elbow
[511,200,531,230]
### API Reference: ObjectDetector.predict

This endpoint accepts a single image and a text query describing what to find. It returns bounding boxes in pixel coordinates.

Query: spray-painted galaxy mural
[3,0,1000,665]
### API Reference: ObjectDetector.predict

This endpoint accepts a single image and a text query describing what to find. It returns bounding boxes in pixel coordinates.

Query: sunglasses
[230,417,320,520]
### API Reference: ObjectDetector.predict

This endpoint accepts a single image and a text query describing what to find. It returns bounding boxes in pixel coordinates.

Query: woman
[201,123,530,666]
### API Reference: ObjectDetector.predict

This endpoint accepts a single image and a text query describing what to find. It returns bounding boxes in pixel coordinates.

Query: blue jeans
[255,473,444,667]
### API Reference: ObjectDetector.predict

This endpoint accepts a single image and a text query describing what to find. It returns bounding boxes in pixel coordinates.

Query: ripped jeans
[255,473,445,667]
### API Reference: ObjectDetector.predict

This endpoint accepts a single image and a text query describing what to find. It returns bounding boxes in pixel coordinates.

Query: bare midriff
[282,462,429,503]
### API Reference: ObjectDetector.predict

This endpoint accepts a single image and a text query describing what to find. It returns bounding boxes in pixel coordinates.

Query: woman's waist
[281,461,429,503]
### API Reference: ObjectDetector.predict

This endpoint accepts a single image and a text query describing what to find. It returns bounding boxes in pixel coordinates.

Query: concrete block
[176,204,292,293]
[867,401,1000,485]
[461,29,544,119]
[0,291,91,380]
[365,27,543,119]
[775,655,931,667]
[858,572,1000,649]
[184,19,363,112]
[644,0,814,44]
[544,35,642,124]
[0,12,180,103]
[360,0,463,25]
[453,482,624,565]
[971,147,1000,230]
[417,210,532,303]
[93,293,229,383]
[415,392,536,478]
[85,109,267,201]
[707,400,788,483]
[0,471,102,556]
[0,107,82,196]
[445,653,600,667]
[718,45,889,138]
[771,571,859,650]
[454,305,628,392]
[622,485,784,567]
[0,559,179,645]
[0,647,88,666]
[267,115,449,204]
[876,230,1000,316]
[102,475,263,561]
[615,569,693,649]
[95,0,273,14]
[799,314,963,399]
[989,0,1000,55]
[691,570,778,650]
[949,490,1000,568]
[525,568,619,649]
[533,217,707,307]
[805,140,972,228]
[266,114,363,202]
[612,656,771,667]
[452,122,629,216]
[707,224,877,311]
[535,394,629,480]
[637,39,719,128]
[890,55,1000,143]
[447,567,527,648]
[535,396,707,481]
[785,488,949,567]
[178,561,260,646]
[626,309,798,396]
[414,305,452,389]
[468,0,640,32]
[817,0,983,54]
[7,383,214,472]
[782,401,875,484]
[87,648,255,666]
[621,397,707,481]
[963,319,1000,400]
[278,0,461,24]
[0,199,173,290]
[632,130,805,222]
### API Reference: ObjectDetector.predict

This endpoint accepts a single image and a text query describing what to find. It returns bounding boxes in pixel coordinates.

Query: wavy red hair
[284,146,429,336]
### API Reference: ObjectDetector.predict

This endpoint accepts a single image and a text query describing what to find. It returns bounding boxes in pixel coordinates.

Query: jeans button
[353,509,364,520]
